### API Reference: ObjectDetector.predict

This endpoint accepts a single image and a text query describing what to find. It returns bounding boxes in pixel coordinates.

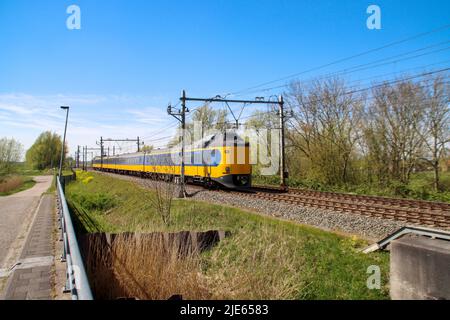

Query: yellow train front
[92,133,252,189]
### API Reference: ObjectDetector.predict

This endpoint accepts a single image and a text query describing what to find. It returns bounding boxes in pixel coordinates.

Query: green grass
[253,171,450,203]
[11,162,73,177]
[0,176,36,196]
[45,175,56,194]
[12,163,54,176]
[66,171,390,300]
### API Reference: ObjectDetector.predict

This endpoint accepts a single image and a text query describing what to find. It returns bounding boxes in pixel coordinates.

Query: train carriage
[92,132,252,189]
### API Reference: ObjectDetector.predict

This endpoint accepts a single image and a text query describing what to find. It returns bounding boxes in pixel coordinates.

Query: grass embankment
[66,171,390,300]
[254,171,450,203]
[0,175,36,196]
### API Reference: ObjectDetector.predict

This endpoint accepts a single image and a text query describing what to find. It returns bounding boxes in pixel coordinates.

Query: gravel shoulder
[96,172,407,240]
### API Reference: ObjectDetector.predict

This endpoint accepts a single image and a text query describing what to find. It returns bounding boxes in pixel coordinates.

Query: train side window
[211,150,216,165]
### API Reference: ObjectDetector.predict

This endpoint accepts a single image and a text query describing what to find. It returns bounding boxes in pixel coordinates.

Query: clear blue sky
[0,0,449,157]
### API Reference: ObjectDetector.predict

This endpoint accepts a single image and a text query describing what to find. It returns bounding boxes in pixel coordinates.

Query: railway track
[93,170,450,230]
[248,185,450,229]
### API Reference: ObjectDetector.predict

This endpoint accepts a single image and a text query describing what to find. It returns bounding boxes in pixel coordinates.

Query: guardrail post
[61,229,67,262]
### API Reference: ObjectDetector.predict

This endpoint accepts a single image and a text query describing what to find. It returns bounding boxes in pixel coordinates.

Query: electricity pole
[278,95,287,190]
[82,146,86,171]
[85,146,88,171]
[168,90,189,198]
[100,137,104,169]
[181,91,187,198]
[179,93,288,191]
[96,138,104,168]
[76,145,80,169]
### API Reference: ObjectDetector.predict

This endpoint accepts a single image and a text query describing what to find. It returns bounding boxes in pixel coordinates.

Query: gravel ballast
[97,172,407,240]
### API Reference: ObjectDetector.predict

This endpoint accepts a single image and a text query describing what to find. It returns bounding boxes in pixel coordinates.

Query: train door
[201,149,210,179]
[206,149,217,178]
[208,150,213,178]
[192,150,199,177]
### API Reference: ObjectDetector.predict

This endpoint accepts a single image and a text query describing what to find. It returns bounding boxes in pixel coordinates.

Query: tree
[141,145,154,153]
[186,104,229,141]
[246,109,278,130]
[245,109,279,176]
[0,137,23,176]
[165,104,230,149]
[421,75,449,191]
[26,131,66,170]
[369,80,426,184]
[215,108,229,132]
[190,104,216,138]
[285,78,364,185]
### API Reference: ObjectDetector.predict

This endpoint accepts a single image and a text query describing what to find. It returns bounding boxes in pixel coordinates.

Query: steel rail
[252,185,450,211]
[246,187,450,229]
[93,170,450,229]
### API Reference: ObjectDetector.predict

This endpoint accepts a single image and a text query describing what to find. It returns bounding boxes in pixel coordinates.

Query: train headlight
[225,167,231,174]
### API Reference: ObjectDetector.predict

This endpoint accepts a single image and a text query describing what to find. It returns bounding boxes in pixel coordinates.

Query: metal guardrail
[363,225,450,253]
[57,176,93,300]
[59,170,77,193]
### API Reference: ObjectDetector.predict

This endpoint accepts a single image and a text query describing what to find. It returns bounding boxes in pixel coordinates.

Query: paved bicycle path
[0,176,54,299]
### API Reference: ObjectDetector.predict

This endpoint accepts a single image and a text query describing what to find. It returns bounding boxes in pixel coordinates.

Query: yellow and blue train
[92,133,252,189]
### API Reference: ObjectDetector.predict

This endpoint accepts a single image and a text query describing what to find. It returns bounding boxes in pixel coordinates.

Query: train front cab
[210,143,252,189]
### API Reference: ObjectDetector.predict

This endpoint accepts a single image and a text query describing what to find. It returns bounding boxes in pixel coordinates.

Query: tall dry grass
[0,176,23,193]
[82,226,307,300]
[84,233,211,300]
[203,225,307,300]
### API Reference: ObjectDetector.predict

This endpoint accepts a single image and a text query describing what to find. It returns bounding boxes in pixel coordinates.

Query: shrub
[389,181,411,197]
[71,192,116,212]
[0,176,23,193]
[82,176,94,184]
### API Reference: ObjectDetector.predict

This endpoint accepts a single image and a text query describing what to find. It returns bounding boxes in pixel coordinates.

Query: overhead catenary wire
[101,66,449,155]
[238,68,450,122]
[141,120,180,139]
[184,36,450,128]
[239,78,450,130]
[90,26,450,156]
[224,23,450,97]
[234,43,450,97]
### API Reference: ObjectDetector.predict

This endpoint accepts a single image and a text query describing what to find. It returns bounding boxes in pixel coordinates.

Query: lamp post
[58,106,70,178]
